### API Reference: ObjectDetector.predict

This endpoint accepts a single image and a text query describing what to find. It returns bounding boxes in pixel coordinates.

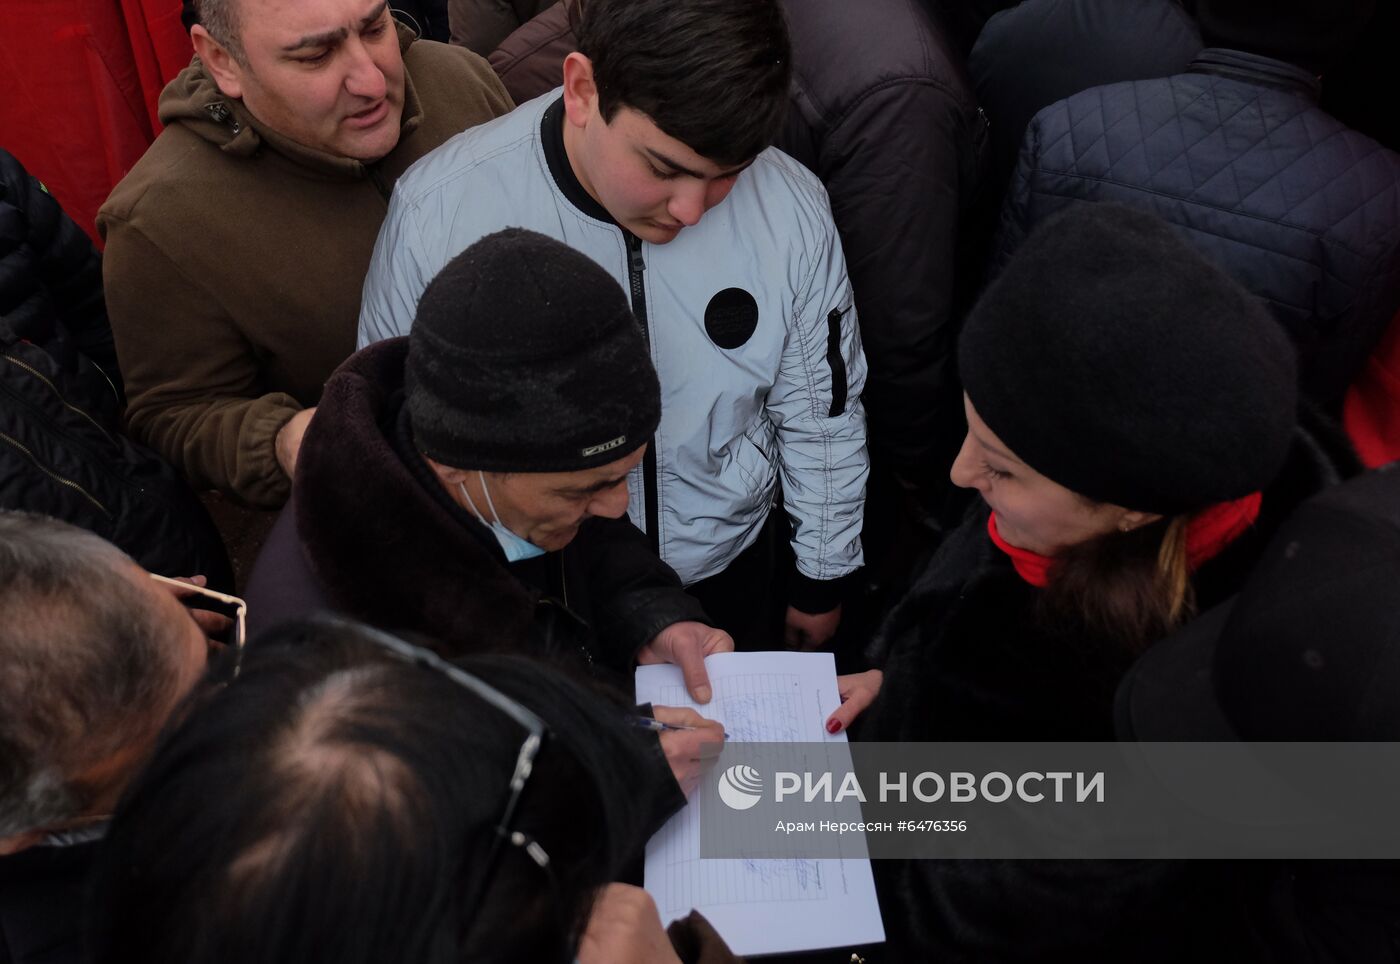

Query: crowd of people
[2,0,1398,961]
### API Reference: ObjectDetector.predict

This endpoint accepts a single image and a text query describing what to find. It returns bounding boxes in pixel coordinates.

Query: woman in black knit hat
[830,201,1361,741]
[827,202,1359,962]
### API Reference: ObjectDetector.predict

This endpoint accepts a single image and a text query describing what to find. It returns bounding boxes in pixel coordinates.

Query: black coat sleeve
[631,704,689,834]
[818,80,987,481]
[572,516,711,671]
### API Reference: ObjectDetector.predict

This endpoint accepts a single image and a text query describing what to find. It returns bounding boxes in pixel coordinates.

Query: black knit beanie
[959,203,1297,515]
[406,228,660,472]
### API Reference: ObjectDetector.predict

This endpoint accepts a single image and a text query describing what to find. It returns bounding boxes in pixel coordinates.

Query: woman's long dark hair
[1037,514,1195,670]
[89,619,660,964]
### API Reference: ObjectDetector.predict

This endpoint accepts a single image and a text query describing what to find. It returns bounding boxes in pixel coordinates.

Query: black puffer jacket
[245,339,711,681]
[918,0,1018,56]
[994,49,1400,409]
[0,150,231,588]
[0,149,119,402]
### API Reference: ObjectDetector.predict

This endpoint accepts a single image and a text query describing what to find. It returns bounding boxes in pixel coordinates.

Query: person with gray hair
[0,513,236,964]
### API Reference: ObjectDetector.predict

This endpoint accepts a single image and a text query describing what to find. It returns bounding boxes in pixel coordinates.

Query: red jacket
[1344,307,1400,467]
[0,0,193,244]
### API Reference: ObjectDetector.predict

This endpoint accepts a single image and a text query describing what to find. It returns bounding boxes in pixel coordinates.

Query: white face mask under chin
[459,471,546,562]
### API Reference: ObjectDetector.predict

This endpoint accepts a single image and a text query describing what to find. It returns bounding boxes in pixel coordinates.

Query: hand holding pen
[634,705,726,797]
[627,715,730,739]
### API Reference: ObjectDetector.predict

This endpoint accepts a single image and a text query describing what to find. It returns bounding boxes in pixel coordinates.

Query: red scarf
[988,492,1264,589]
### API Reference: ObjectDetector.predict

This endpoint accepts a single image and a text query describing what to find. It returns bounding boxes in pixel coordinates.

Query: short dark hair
[576,0,792,167]
[1194,0,1376,71]
[90,619,670,964]
[0,514,183,837]
[193,0,245,63]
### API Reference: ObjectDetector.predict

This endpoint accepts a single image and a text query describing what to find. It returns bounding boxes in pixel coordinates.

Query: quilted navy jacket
[995,48,1400,408]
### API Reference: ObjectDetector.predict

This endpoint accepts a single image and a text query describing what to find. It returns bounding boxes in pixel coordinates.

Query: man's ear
[191,24,246,100]
[561,52,598,130]
[424,457,470,489]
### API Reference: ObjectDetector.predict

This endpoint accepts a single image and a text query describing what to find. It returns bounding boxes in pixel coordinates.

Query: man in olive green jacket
[100,0,512,508]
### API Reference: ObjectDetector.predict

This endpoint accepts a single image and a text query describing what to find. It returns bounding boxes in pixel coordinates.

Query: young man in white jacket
[359,0,868,649]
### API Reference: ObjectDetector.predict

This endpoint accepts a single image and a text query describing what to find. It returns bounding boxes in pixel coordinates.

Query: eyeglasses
[149,573,248,678]
[326,620,553,891]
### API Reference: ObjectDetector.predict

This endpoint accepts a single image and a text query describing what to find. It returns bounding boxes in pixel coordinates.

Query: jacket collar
[540,96,616,224]
[294,339,538,653]
[1188,48,1321,101]
[161,20,426,179]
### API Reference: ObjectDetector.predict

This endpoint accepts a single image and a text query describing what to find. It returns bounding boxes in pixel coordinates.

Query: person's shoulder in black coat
[969,0,1201,204]
[777,0,991,491]
[0,148,231,589]
[0,148,119,393]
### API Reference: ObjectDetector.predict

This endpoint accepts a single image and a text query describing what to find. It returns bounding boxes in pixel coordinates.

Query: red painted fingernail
[826,719,842,734]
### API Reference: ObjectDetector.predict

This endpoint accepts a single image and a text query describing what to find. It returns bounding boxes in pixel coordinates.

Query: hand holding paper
[826,669,884,734]
[639,620,735,703]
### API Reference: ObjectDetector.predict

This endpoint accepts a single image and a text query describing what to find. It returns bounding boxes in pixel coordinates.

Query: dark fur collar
[293,339,536,655]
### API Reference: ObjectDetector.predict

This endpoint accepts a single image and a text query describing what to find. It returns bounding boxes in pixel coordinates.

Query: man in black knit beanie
[246,229,734,723]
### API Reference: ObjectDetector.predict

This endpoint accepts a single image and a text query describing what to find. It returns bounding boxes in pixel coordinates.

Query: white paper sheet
[636,651,886,957]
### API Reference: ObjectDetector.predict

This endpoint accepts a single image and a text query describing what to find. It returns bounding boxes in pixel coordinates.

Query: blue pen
[627,715,730,739]
[628,715,695,733]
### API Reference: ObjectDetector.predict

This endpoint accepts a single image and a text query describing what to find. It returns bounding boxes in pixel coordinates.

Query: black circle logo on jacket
[704,288,760,349]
